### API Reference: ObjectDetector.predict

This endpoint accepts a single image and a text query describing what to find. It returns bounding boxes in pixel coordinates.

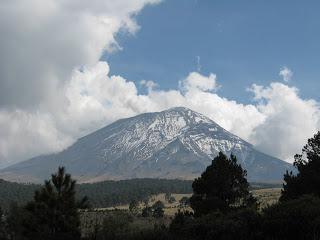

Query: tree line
[0,178,192,210]
[167,131,320,240]
[1,131,320,239]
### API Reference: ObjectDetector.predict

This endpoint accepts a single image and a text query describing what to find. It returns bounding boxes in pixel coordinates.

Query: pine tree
[23,167,89,240]
[281,131,320,201]
[190,152,256,216]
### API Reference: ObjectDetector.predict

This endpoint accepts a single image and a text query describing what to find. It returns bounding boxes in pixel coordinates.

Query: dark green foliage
[262,195,320,240]
[129,200,139,215]
[0,180,39,210]
[170,208,261,240]
[5,202,28,240]
[127,225,170,240]
[190,152,256,216]
[98,211,133,240]
[97,221,170,240]
[152,207,164,218]
[0,178,192,210]
[152,200,165,210]
[152,201,165,218]
[141,207,153,218]
[0,178,279,212]
[78,179,192,208]
[83,210,171,240]
[0,207,6,240]
[86,195,320,240]
[169,210,193,235]
[21,167,88,240]
[281,131,320,201]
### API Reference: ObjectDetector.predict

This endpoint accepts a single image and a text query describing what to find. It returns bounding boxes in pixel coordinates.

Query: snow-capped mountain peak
[0,107,293,183]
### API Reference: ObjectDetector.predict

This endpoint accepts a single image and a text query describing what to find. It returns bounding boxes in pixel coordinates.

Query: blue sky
[106,0,320,103]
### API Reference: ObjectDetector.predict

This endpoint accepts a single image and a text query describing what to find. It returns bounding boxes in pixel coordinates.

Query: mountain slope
[0,107,293,183]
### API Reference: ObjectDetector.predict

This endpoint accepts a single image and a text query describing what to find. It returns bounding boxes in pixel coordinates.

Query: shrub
[262,195,320,240]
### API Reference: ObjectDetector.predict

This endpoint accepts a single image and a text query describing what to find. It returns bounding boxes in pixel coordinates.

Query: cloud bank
[0,0,319,167]
[0,0,160,109]
[0,0,161,166]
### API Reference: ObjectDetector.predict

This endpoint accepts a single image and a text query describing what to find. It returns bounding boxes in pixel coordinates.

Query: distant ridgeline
[0,178,282,210]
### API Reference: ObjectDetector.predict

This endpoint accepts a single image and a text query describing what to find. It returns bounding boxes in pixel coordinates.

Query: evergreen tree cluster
[0,178,192,210]
[1,131,320,239]
[190,152,256,216]
[166,131,320,240]
[0,167,87,240]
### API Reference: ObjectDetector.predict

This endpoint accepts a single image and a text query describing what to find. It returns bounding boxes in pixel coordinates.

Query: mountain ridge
[0,107,293,183]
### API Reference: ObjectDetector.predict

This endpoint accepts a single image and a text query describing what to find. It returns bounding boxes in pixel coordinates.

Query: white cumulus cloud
[181,72,219,92]
[0,0,319,168]
[0,0,161,166]
[248,83,320,162]
[0,0,160,109]
[1,59,319,166]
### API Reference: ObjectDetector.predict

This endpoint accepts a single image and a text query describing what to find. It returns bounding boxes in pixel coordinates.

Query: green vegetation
[262,195,320,239]
[281,131,320,201]
[151,200,165,218]
[179,196,190,208]
[129,200,139,215]
[80,210,170,240]
[0,178,192,210]
[2,167,88,240]
[77,178,192,208]
[190,152,257,216]
[0,207,6,240]
[1,131,320,239]
[0,177,281,211]
[25,167,87,239]
[0,180,39,210]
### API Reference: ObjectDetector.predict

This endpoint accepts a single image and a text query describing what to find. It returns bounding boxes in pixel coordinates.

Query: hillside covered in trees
[0,178,193,210]
[0,177,281,210]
